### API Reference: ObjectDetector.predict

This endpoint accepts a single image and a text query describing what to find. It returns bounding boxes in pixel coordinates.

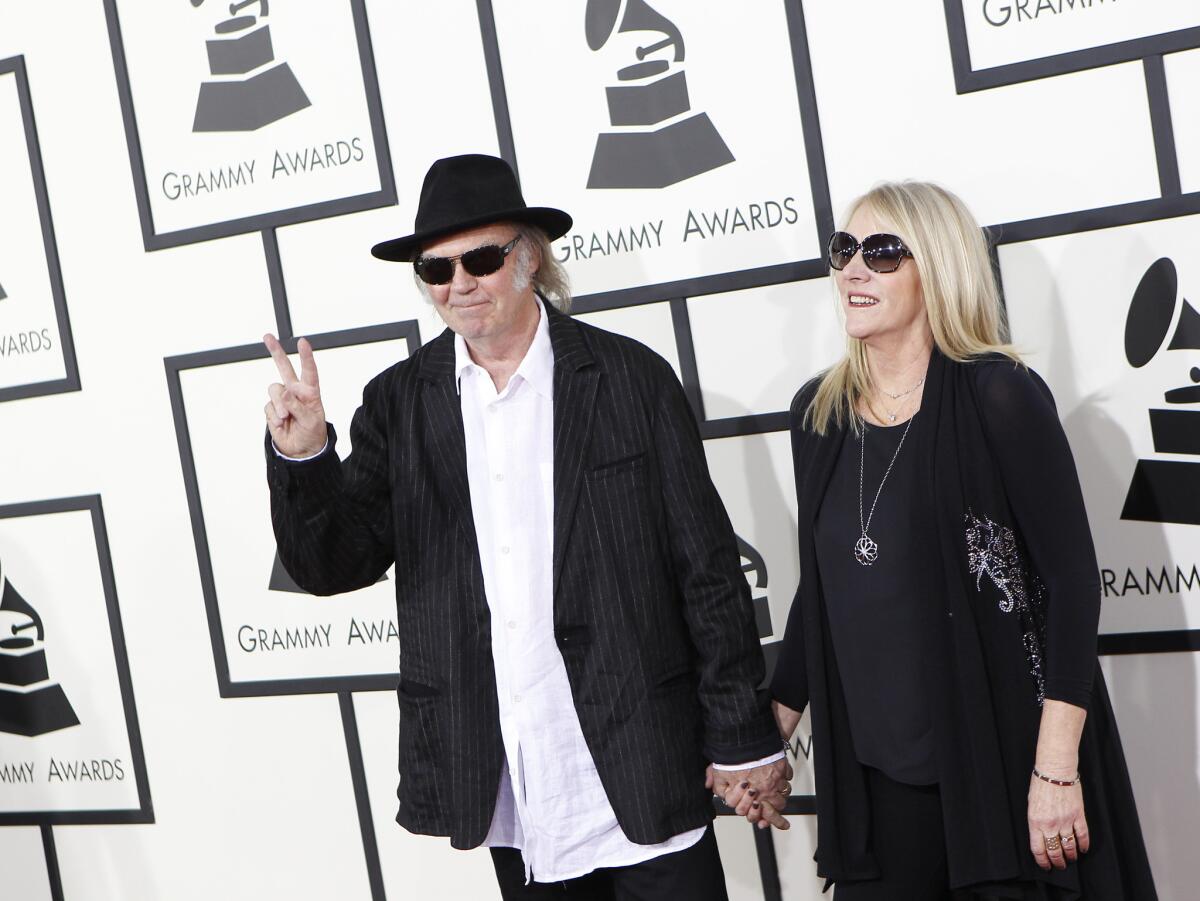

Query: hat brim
[370,207,573,262]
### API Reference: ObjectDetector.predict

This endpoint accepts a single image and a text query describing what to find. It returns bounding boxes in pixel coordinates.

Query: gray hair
[411,222,572,312]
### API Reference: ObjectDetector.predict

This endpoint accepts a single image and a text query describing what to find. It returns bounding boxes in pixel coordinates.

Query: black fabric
[266,302,780,849]
[370,154,572,261]
[490,827,729,901]
[770,350,1157,899]
[815,416,937,786]
[833,768,951,901]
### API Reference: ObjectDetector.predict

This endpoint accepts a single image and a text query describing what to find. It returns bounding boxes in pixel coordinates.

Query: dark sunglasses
[414,234,522,285]
[827,231,912,273]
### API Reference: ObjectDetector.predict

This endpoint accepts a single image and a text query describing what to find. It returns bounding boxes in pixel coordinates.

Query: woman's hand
[772,700,803,745]
[1027,772,1090,869]
[1028,699,1090,870]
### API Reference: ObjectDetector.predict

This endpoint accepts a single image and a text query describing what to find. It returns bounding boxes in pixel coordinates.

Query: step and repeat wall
[1,2,1197,899]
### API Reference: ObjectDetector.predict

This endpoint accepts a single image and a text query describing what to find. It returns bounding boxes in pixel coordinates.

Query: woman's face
[834,207,928,347]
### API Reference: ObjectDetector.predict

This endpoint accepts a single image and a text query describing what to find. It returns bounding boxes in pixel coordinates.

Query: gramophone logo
[737,535,783,689]
[1121,258,1200,527]
[190,0,311,133]
[268,549,387,594]
[584,0,734,189]
[0,281,7,301]
[0,555,80,737]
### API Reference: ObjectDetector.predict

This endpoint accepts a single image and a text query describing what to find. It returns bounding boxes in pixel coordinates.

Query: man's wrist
[711,750,786,772]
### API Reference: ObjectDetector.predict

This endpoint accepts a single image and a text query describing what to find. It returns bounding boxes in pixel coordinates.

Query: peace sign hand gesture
[263,333,328,458]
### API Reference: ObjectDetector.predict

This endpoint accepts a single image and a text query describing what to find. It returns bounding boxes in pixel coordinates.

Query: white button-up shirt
[456,298,705,882]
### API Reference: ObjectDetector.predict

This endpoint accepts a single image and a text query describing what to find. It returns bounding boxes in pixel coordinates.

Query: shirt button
[513,694,522,703]
[494,473,504,482]
[500,546,511,555]
[507,620,517,630]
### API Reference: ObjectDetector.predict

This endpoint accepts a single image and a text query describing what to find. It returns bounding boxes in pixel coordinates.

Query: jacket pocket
[587,451,646,480]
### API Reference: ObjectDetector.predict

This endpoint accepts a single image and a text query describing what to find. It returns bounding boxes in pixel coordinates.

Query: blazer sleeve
[648,358,782,765]
[975,361,1101,710]
[265,371,396,596]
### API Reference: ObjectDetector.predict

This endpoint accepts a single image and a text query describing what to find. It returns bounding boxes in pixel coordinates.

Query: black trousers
[834,767,953,901]
[489,825,729,901]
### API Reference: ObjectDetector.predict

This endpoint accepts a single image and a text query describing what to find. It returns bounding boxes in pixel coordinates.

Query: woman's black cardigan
[770,350,1156,899]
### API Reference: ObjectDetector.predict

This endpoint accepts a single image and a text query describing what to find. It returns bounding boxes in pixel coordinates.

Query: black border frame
[103,0,397,251]
[164,321,421,700]
[942,0,1200,93]
[476,0,835,315]
[0,56,81,405]
[0,494,153,827]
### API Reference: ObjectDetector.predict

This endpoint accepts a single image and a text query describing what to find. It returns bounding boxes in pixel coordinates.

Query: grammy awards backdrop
[0,2,1197,899]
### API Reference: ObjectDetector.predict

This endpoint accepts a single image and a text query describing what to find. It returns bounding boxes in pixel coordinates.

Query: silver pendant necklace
[856,414,916,566]
[878,377,925,423]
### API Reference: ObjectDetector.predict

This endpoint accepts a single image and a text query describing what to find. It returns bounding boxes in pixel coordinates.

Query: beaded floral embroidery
[964,511,1048,705]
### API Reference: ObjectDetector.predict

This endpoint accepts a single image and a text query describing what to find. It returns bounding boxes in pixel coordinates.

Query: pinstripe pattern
[266,304,779,848]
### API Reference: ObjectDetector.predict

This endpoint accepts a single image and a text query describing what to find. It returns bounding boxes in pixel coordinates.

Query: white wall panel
[806,2,1160,226]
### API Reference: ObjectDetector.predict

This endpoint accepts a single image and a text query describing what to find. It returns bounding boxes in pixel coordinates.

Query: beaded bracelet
[1032,767,1081,787]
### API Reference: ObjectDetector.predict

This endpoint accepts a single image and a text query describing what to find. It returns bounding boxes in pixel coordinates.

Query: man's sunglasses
[414,234,522,285]
[827,231,912,274]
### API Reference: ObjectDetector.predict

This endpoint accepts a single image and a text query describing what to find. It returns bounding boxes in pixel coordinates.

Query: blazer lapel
[417,329,477,545]
[547,306,599,600]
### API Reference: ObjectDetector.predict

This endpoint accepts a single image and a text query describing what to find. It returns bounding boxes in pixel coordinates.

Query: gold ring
[779,784,790,795]
[1061,834,1075,845]
[1044,836,1061,852]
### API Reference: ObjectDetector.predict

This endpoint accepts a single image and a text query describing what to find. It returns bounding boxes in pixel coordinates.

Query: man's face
[420,222,538,345]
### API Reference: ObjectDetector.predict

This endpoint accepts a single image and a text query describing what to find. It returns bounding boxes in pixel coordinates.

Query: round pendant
[854,534,879,566]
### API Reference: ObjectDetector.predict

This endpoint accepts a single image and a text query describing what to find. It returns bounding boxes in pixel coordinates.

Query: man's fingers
[267,383,292,422]
[264,401,284,430]
[297,337,320,390]
[705,766,714,791]
[264,333,299,386]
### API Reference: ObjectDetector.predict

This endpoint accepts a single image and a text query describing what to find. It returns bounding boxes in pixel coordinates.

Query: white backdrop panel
[1165,48,1200,195]
[689,280,843,420]
[1000,216,1200,636]
[575,301,682,381]
[0,66,68,392]
[0,507,141,815]
[492,0,821,298]
[180,338,408,687]
[961,0,1200,71]
[807,2,1160,227]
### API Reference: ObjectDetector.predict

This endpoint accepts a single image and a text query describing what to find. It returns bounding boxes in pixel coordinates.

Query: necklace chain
[856,414,916,565]
[880,376,926,400]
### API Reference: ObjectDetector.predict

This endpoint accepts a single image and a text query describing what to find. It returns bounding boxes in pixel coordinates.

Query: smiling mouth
[848,294,879,307]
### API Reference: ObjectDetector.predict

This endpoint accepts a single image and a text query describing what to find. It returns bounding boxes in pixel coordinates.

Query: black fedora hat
[371,154,572,262]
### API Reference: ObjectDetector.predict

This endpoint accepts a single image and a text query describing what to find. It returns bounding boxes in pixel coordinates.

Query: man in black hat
[262,154,789,899]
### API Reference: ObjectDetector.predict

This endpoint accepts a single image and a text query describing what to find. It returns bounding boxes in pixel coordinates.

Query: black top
[815,414,937,785]
[770,353,1155,898]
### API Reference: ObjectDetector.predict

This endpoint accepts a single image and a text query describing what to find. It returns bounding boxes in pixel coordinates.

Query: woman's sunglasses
[414,234,522,285]
[827,231,912,273]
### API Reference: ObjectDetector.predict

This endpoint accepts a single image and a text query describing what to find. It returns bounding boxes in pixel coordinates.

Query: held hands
[706,758,792,831]
[263,334,328,458]
[1027,768,1090,870]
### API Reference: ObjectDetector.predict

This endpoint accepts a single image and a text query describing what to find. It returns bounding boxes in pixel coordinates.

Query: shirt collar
[454,296,554,399]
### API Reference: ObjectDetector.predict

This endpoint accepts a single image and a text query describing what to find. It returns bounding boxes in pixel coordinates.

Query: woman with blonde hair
[760,183,1155,898]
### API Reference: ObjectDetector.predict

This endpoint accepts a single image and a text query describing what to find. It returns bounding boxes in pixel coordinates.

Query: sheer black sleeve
[975,361,1101,710]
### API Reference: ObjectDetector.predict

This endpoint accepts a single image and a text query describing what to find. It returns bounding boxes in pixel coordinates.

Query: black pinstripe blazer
[266,303,780,848]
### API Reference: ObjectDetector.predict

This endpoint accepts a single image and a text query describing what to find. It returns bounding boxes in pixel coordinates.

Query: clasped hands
[706,757,792,831]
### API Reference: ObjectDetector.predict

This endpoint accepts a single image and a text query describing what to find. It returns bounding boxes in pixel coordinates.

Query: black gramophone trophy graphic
[0,554,80,736]
[0,281,7,301]
[269,549,387,593]
[190,0,311,133]
[584,0,734,189]
[1120,257,1200,527]
[737,535,782,687]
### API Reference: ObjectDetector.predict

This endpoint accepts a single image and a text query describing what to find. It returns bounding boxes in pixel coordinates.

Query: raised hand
[263,333,328,458]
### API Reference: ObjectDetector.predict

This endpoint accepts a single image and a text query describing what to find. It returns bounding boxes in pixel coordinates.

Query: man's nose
[450,259,478,294]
